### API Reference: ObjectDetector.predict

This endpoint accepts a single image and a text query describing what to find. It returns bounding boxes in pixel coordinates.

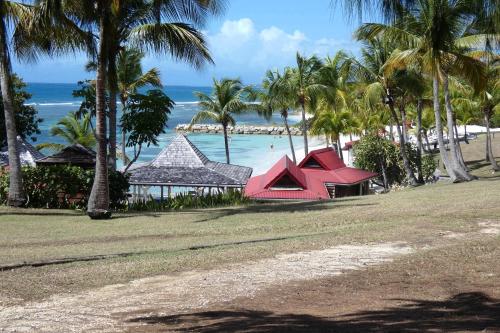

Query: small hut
[126,134,253,201]
[36,144,96,169]
[0,136,45,168]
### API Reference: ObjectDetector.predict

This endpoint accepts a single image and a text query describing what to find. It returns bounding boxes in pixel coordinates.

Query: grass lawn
[0,134,499,308]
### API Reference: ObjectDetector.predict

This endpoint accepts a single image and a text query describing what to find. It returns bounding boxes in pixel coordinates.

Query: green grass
[0,135,499,305]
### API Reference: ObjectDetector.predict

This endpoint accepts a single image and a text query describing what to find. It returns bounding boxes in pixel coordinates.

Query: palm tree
[34,0,225,218]
[288,53,323,155]
[349,38,420,185]
[191,78,257,164]
[102,0,226,171]
[37,112,96,152]
[310,105,353,160]
[357,0,486,182]
[0,1,32,206]
[116,47,162,165]
[259,69,297,163]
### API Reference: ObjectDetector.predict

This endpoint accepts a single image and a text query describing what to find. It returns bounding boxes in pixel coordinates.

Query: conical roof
[150,134,209,167]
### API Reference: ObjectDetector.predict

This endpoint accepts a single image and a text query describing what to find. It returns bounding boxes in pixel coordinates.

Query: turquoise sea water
[26,83,305,175]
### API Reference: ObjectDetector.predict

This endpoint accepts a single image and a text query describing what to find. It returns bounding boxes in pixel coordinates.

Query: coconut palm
[37,112,96,152]
[357,0,487,182]
[116,47,162,165]
[349,37,420,185]
[310,105,353,160]
[191,78,258,164]
[0,1,29,206]
[259,69,297,163]
[33,0,225,218]
[287,53,323,155]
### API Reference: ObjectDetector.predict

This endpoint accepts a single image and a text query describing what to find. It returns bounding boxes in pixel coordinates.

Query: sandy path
[0,242,411,333]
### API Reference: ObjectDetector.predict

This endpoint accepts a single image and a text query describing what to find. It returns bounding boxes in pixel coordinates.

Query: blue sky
[12,1,365,86]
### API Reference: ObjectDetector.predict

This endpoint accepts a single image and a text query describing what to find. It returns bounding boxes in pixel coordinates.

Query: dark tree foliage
[72,80,109,119]
[354,134,436,188]
[122,89,174,172]
[0,75,42,145]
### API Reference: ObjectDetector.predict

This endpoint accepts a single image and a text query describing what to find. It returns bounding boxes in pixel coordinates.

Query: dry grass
[0,134,499,307]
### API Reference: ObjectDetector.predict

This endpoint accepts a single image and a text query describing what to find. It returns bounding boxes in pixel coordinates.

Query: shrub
[354,135,436,187]
[0,165,129,209]
[353,135,403,187]
[127,190,250,212]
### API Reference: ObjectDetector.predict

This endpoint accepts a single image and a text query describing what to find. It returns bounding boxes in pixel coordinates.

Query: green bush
[353,135,436,187]
[0,165,129,209]
[127,190,250,212]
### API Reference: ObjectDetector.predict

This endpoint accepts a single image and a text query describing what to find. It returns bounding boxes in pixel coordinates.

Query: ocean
[25,83,309,175]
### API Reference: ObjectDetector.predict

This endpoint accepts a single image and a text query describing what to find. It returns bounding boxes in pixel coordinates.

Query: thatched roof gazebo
[127,134,253,200]
[36,144,96,169]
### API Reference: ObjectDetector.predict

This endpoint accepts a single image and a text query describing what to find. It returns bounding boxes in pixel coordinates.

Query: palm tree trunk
[282,112,296,164]
[416,99,424,183]
[337,138,343,161]
[485,111,499,171]
[0,12,24,206]
[433,75,456,181]
[119,95,130,165]
[300,100,308,155]
[443,74,473,181]
[389,122,394,141]
[453,119,467,171]
[388,99,418,186]
[400,103,408,144]
[88,3,110,219]
[107,49,118,171]
[223,123,230,164]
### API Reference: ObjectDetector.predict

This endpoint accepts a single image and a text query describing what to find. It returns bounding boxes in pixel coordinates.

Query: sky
[12,1,366,86]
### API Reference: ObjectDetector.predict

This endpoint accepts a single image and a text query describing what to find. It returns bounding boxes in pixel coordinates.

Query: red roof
[245,148,378,201]
[298,147,346,170]
[342,140,359,151]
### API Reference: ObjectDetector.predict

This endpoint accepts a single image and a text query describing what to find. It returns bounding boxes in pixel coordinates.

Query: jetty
[175,124,303,136]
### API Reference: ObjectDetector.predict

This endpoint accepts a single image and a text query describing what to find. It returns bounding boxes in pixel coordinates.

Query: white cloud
[204,18,358,82]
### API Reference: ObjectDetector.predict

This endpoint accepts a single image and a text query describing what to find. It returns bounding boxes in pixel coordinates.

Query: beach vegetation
[127,190,249,212]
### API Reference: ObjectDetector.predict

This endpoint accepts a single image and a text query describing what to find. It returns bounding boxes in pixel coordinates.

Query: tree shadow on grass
[126,292,500,332]
[193,199,378,223]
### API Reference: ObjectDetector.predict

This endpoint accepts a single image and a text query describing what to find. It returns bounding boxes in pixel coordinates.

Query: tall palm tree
[35,0,225,218]
[0,1,33,206]
[349,38,420,185]
[103,0,226,171]
[357,0,486,182]
[259,69,297,163]
[288,53,323,155]
[116,47,162,164]
[191,78,257,164]
[37,112,96,152]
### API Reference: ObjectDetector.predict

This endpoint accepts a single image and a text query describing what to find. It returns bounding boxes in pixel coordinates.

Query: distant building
[126,134,253,200]
[0,136,45,168]
[244,147,377,200]
[342,140,359,167]
[36,144,96,169]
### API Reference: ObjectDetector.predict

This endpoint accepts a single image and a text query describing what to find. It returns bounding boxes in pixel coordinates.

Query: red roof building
[245,147,377,201]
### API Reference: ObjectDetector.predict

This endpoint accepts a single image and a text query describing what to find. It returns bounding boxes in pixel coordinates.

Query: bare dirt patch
[0,242,411,332]
[123,238,500,333]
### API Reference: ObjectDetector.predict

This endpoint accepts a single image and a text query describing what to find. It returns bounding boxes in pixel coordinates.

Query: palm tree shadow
[126,292,500,332]
[193,199,378,223]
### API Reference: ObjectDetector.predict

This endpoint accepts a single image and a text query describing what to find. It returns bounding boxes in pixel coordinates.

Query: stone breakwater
[175,124,303,136]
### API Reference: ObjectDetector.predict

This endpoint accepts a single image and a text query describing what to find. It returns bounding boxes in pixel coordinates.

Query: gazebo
[36,144,96,169]
[126,134,253,201]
